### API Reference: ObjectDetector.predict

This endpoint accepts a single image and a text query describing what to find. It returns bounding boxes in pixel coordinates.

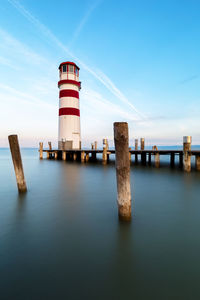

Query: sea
[1,147,200,300]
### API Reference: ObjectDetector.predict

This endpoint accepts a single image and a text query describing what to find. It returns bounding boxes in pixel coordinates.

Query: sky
[0,0,200,147]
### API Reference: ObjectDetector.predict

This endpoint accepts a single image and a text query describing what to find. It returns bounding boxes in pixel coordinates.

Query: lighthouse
[58,62,81,150]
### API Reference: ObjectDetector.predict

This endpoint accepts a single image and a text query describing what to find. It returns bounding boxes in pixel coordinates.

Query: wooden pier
[40,148,200,172]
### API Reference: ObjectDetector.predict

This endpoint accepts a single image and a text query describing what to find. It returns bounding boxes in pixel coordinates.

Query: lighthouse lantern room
[58,62,81,150]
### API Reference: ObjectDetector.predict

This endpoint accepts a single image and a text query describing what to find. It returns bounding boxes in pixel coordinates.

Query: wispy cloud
[0,83,56,110]
[68,0,102,48]
[7,0,146,121]
[179,74,199,85]
[81,88,141,121]
[0,55,20,70]
[0,28,48,66]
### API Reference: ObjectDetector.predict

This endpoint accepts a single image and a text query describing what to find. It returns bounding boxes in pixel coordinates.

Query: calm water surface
[1,148,200,299]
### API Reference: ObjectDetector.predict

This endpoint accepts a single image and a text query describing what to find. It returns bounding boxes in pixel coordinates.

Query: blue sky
[0,0,200,147]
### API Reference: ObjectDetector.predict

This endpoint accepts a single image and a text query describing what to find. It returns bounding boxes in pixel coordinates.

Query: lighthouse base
[58,140,81,150]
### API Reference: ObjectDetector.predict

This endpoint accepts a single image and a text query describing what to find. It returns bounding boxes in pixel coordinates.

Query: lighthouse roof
[59,61,80,70]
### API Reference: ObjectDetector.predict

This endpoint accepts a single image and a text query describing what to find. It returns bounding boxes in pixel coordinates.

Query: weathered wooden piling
[196,156,200,171]
[140,138,146,165]
[73,153,77,161]
[94,141,97,150]
[81,151,85,162]
[148,153,152,165]
[179,153,183,168]
[183,136,192,172]
[48,142,52,150]
[155,153,160,168]
[62,151,66,160]
[102,139,108,164]
[135,139,138,163]
[85,153,89,162]
[46,151,50,159]
[129,147,131,161]
[8,135,27,193]
[54,151,58,160]
[39,142,43,159]
[91,143,94,150]
[135,139,138,150]
[170,153,175,167]
[140,138,145,150]
[114,122,131,221]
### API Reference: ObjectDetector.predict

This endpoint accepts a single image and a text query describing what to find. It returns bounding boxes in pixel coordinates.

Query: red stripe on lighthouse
[59,90,79,99]
[58,80,81,88]
[59,107,80,117]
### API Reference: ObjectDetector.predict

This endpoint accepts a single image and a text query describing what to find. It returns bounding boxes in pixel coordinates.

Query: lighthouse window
[75,68,78,75]
[63,65,67,72]
[69,65,74,73]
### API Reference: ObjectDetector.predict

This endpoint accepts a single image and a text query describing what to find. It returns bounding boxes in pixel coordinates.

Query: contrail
[7,0,146,119]
[68,0,102,48]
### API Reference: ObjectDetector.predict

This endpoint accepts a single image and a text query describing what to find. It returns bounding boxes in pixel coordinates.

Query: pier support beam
[129,147,131,162]
[141,153,146,165]
[73,153,77,161]
[135,139,138,164]
[114,122,131,221]
[148,153,152,165]
[94,141,97,150]
[179,153,183,168]
[62,151,66,161]
[140,138,146,165]
[196,156,200,171]
[85,153,89,162]
[183,136,192,172]
[170,153,175,167]
[81,151,85,163]
[39,142,43,159]
[8,135,27,193]
[102,139,108,164]
[54,152,58,160]
[155,153,160,168]
[47,152,50,159]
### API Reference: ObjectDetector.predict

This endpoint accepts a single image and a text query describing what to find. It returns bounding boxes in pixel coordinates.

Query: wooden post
[73,153,77,161]
[91,143,94,150]
[196,155,200,171]
[155,153,160,168]
[85,153,89,162]
[140,138,146,165]
[129,147,131,161]
[134,139,138,164]
[183,136,192,172]
[179,153,183,168]
[8,135,27,193]
[94,141,97,150]
[62,151,66,160]
[102,139,108,164]
[135,139,138,150]
[81,151,85,162]
[148,152,151,165]
[54,151,58,160]
[170,153,175,167]
[39,142,43,159]
[114,122,131,221]
[46,151,50,159]
[48,142,52,150]
[140,138,145,150]
[141,153,146,165]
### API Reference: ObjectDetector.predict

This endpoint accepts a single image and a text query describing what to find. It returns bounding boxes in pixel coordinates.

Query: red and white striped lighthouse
[58,62,81,150]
